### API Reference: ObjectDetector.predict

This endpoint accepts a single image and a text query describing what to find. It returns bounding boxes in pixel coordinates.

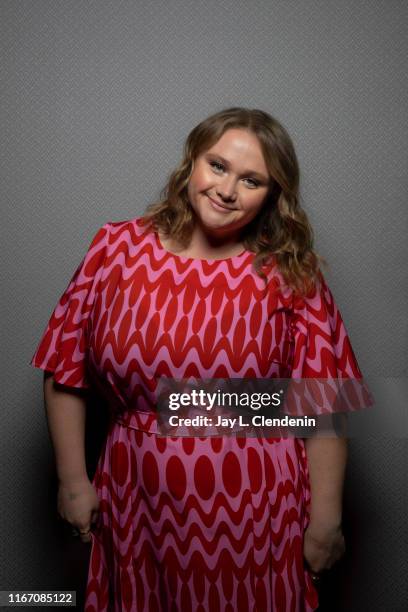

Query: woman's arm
[303,435,347,574]
[43,373,99,543]
[305,435,347,527]
[43,373,88,484]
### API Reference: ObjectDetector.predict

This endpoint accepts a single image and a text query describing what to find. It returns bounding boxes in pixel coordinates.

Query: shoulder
[95,216,156,260]
[103,216,153,243]
[290,271,344,338]
[103,216,144,232]
[260,266,328,324]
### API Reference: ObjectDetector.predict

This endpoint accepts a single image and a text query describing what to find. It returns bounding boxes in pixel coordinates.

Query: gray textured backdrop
[2,0,407,609]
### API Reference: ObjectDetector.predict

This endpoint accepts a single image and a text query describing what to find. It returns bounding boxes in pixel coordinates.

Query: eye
[244,178,260,188]
[209,160,224,172]
[209,160,260,188]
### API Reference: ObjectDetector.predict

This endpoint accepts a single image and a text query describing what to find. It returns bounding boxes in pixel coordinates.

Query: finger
[310,573,321,584]
[304,554,323,571]
[78,527,92,544]
[70,523,90,539]
[80,532,92,544]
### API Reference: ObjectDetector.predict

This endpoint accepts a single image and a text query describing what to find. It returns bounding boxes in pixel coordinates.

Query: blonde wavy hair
[141,107,325,296]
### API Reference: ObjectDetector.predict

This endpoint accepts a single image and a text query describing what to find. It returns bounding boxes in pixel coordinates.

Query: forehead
[204,129,268,171]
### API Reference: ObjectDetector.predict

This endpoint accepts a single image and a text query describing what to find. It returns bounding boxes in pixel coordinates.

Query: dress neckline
[153,230,250,263]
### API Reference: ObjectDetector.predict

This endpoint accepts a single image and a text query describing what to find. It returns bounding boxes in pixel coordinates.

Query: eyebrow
[205,153,269,182]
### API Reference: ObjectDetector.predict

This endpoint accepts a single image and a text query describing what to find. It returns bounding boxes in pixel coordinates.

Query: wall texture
[2,0,407,609]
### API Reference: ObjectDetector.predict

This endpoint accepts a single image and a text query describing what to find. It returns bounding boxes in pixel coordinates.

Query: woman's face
[187,128,272,240]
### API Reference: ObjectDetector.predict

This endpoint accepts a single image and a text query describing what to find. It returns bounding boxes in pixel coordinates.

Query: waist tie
[114,410,160,434]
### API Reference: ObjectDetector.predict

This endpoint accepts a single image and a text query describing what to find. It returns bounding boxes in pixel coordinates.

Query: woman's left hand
[303,520,345,576]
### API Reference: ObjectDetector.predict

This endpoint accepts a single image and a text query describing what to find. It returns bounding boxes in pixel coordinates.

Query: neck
[187,223,244,258]
[158,222,245,260]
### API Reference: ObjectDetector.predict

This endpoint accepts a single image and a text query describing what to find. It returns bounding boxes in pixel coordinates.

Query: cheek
[189,166,214,192]
[241,192,268,214]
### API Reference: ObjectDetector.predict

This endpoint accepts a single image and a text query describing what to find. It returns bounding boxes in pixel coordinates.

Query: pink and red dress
[30,217,366,611]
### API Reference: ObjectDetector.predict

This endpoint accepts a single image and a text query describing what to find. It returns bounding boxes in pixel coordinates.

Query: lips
[207,195,235,211]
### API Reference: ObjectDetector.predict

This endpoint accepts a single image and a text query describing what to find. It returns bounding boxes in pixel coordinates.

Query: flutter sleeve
[29,223,110,389]
[284,271,373,415]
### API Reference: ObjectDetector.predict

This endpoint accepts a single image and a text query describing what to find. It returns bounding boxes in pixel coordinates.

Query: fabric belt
[114,410,160,434]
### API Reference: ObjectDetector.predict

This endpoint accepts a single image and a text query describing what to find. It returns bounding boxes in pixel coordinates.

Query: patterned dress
[30,217,365,611]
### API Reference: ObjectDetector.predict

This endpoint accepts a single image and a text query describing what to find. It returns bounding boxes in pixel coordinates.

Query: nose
[216,176,237,201]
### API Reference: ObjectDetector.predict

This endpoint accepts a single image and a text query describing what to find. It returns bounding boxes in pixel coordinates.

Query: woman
[30,107,368,611]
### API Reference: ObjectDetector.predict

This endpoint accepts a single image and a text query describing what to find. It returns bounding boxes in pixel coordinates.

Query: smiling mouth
[207,196,236,211]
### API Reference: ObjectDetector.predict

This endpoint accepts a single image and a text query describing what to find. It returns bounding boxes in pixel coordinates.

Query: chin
[198,212,234,230]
